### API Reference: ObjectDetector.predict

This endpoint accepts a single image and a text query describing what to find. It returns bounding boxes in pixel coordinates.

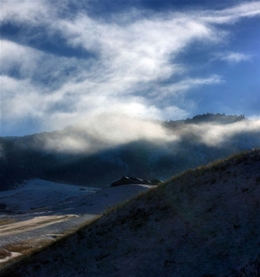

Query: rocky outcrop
[110,176,162,187]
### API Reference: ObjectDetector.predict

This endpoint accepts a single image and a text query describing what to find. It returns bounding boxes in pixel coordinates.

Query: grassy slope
[1,149,260,277]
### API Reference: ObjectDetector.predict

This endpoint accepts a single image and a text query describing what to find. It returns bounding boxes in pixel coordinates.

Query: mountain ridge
[0,113,259,190]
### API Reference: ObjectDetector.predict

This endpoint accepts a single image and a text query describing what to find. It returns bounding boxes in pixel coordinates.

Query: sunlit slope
[2,149,260,277]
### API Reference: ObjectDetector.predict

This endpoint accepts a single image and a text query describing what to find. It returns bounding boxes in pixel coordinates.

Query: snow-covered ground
[0,179,152,265]
[0,179,100,214]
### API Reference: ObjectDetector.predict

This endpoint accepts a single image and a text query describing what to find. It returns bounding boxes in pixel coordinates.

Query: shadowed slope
[1,149,260,277]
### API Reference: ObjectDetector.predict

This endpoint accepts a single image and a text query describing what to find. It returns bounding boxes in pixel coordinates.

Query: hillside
[1,149,260,277]
[1,114,259,190]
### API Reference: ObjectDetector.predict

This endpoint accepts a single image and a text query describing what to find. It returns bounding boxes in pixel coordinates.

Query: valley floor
[0,179,152,266]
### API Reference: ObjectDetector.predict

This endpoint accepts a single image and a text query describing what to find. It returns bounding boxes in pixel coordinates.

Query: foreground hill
[1,113,260,190]
[1,149,260,277]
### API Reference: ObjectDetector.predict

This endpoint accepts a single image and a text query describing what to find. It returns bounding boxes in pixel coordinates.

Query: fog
[43,114,177,154]
[42,114,260,154]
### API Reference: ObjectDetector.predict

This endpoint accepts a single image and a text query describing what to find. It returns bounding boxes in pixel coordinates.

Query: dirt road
[0,215,78,236]
[0,180,152,266]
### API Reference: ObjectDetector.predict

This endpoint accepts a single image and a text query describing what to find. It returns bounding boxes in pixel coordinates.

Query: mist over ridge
[0,113,259,190]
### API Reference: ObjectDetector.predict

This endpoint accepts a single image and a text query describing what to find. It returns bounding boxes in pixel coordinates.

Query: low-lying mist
[41,113,260,154]
[42,114,177,154]
[0,113,259,188]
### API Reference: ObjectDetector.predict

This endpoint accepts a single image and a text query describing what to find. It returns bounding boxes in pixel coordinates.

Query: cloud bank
[39,114,260,155]
[1,1,260,135]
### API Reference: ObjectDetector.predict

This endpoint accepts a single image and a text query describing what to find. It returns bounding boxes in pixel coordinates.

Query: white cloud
[150,75,223,100]
[0,76,44,120]
[38,11,220,129]
[0,37,96,88]
[55,13,216,86]
[0,0,52,24]
[1,1,260,135]
[0,40,42,78]
[202,1,260,24]
[214,52,251,64]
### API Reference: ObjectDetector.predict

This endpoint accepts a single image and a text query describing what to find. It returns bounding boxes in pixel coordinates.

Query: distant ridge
[188,113,245,123]
[0,114,259,190]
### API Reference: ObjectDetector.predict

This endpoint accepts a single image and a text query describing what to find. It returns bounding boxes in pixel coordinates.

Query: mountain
[1,149,260,277]
[0,113,259,190]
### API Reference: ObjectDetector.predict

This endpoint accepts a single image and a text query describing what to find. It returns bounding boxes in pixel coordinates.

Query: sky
[0,0,260,136]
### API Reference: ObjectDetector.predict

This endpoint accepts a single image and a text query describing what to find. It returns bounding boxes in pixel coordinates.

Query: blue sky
[0,0,260,136]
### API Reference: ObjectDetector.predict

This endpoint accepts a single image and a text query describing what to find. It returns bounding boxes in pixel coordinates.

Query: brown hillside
[1,149,260,277]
